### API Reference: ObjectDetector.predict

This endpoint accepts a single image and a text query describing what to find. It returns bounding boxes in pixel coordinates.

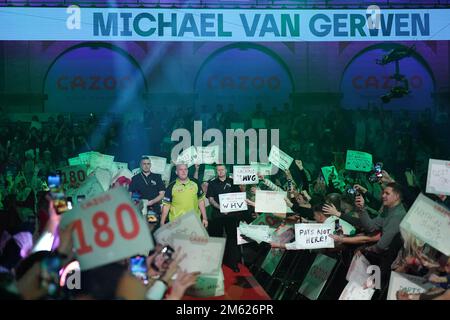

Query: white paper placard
[255,190,287,213]
[268,145,293,171]
[400,193,450,255]
[145,156,167,175]
[196,146,219,164]
[172,235,225,275]
[426,158,450,195]
[176,146,198,168]
[233,165,258,185]
[219,192,248,213]
[387,271,435,300]
[153,211,208,247]
[60,187,154,270]
[346,254,371,287]
[294,223,335,249]
[339,281,375,300]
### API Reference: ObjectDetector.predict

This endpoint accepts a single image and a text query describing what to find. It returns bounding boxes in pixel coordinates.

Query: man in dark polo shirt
[129,156,165,222]
[207,164,242,272]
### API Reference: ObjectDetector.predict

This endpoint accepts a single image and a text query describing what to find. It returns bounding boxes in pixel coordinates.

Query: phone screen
[40,255,63,296]
[130,256,148,283]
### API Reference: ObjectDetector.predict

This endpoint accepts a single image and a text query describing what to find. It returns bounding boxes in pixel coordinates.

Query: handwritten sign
[146,156,167,175]
[387,271,434,300]
[196,146,219,164]
[219,192,248,213]
[261,248,284,276]
[153,211,208,247]
[268,145,293,171]
[57,165,87,189]
[233,166,258,185]
[250,162,273,176]
[176,146,198,168]
[339,281,375,300]
[345,150,373,172]
[294,224,334,249]
[400,193,450,255]
[172,235,225,275]
[66,175,104,204]
[255,190,287,214]
[60,187,154,270]
[298,254,337,300]
[426,158,450,195]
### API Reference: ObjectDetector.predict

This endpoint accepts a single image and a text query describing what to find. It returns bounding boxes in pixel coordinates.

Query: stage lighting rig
[377,45,415,103]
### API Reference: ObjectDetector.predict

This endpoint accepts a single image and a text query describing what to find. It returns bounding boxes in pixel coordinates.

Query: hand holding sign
[345,150,373,172]
[294,223,335,249]
[219,192,248,213]
[426,159,450,196]
[233,166,258,185]
[268,145,293,171]
[60,187,154,270]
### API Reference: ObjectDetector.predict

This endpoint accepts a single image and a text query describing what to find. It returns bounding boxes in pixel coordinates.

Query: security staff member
[129,157,165,221]
[207,164,242,272]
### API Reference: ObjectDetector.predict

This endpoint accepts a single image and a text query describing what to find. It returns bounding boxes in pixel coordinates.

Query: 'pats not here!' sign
[294,224,335,249]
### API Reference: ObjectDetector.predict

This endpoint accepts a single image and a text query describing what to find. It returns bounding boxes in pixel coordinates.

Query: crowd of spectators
[0,102,449,300]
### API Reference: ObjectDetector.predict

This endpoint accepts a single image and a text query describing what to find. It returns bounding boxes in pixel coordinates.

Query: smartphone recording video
[130,255,148,284]
[48,172,69,214]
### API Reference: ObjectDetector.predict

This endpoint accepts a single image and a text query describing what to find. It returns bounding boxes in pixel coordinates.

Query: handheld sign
[176,146,198,168]
[345,150,373,172]
[146,156,167,175]
[298,254,337,300]
[294,223,334,249]
[66,175,104,204]
[60,187,154,270]
[238,222,273,244]
[153,211,208,247]
[186,270,224,298]
[172,235,225,275]
[255,190,287,214]
[261,248,284,276]
[400,193,450,255]
[233,165,258,185]
[426,158,450,195]
[196,146,219,164]
[387,271,435,300]
[162,164,172,184]
[339,281,375,300]
[68,157,82,166]
[219,192,248,213]
[346,254,371,287]
[57,165,87,189]
[250,162,273,176]
[268,145,293,171]
[203,165,216,182]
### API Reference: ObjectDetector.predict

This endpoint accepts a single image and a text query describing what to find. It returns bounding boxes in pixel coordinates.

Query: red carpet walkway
[184,263,271,300]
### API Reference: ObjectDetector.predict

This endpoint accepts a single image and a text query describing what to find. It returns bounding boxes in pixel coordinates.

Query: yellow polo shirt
[162,178,205,221]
